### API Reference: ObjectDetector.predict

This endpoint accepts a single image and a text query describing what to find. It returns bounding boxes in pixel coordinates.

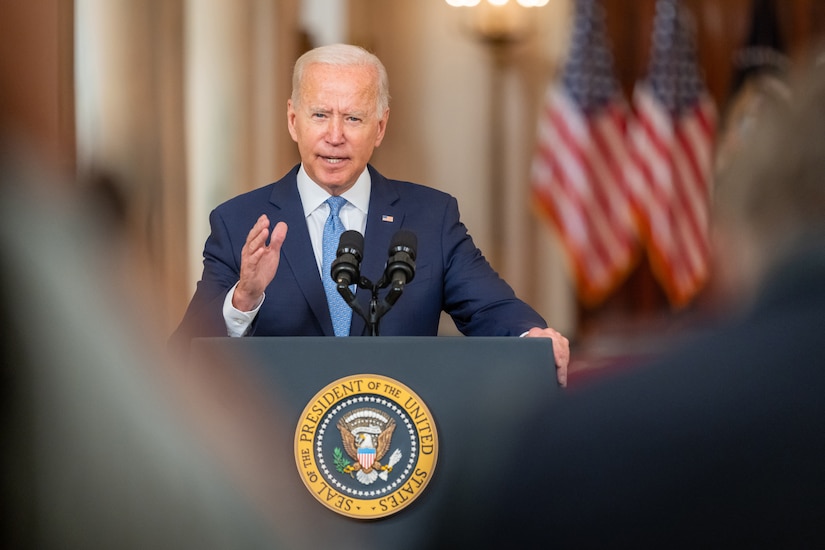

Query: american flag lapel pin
[382,215,394,222]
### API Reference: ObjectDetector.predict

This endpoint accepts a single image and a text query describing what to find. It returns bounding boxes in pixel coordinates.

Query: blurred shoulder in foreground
[428,52,825,548]
[0,144,313,548]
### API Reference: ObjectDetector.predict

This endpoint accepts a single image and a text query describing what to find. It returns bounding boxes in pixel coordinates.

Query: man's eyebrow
[307,106,369,119]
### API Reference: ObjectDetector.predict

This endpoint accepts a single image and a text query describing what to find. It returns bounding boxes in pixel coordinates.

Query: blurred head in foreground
[712,53,825,309]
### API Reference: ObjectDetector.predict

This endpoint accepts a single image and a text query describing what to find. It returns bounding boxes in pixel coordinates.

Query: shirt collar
[297,165,371,217]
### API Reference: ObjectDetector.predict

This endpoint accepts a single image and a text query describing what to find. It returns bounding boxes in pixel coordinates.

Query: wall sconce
[445,0,549,48]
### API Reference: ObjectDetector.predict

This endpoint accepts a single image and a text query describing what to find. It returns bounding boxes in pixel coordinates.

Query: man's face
[287,63,389,195]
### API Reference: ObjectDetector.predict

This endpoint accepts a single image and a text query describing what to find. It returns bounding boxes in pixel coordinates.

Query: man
[429,58,825,547]
[172,44,569,383]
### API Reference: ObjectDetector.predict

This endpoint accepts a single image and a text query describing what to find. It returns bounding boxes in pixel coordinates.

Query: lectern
[188,336,558,549]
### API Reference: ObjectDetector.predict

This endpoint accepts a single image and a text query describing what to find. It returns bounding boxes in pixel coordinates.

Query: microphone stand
[337,276,404,337]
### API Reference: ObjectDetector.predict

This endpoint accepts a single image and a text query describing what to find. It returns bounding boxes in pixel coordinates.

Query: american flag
[531,0,639,307]
[625,0,717,307]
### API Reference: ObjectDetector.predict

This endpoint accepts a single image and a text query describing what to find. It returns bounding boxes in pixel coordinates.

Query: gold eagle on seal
[337,408,399,485]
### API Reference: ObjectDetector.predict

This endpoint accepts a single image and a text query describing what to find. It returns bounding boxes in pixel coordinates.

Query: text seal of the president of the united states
[294,374,438,519]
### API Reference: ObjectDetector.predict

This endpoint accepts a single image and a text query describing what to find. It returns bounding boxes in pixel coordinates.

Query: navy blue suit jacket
[173,165,546,341]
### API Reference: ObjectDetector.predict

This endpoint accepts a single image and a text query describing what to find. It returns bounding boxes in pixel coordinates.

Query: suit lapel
[268,172,335,336]
[351,166,404,336]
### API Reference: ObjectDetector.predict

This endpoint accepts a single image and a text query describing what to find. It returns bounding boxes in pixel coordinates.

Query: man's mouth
[322,156,346,164]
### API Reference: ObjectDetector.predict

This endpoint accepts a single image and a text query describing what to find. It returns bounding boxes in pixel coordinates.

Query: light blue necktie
[322,196,352,336]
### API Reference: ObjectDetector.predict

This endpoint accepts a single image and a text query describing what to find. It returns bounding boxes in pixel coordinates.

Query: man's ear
[374,108,390,147]
[287,99,298,142]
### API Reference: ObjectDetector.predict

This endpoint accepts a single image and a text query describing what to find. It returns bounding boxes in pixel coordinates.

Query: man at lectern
[172,43,569,385]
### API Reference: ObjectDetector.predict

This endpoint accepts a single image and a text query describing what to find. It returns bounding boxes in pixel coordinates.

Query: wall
[3,0,825,341]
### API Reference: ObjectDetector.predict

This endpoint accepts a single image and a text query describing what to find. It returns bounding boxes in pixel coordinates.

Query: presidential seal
[294,374,438,519]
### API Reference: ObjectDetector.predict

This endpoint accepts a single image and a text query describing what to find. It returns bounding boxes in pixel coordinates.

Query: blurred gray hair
[714,54,825,269]
[291,43,390,119]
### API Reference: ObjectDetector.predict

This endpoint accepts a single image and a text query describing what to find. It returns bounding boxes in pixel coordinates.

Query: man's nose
[326,116,345,144]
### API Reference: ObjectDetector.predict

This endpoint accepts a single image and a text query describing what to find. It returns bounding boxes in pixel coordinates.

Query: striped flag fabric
[531,0,639,306]
[625,0,717,307]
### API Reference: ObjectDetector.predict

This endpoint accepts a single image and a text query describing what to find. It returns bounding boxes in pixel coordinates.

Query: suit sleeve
[439,196,547,336]
[170,207,244,345]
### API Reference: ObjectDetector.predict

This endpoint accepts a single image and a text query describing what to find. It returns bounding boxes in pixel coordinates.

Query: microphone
[331,230,364,287]
[383,230,417,289]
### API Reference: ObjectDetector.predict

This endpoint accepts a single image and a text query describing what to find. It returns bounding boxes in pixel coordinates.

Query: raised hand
[232,214,288,312]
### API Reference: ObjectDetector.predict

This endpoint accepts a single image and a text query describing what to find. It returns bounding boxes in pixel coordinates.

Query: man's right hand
[232,214,288,312]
